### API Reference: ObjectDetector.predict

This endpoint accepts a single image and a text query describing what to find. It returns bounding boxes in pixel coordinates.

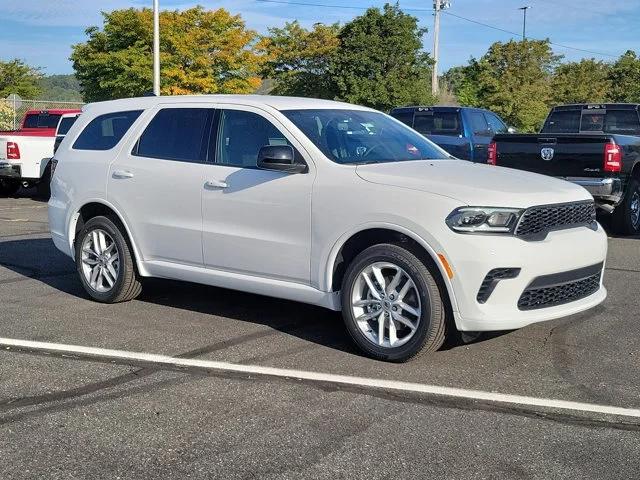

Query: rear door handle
[204,179,228,189]
[112,170,134,179]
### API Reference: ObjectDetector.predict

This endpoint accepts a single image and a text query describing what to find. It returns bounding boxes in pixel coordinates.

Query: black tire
[0,179,21,196]
[75,215,142,303]
[611,177,640,236]
[36,163,51,199]
[341,243,447,362]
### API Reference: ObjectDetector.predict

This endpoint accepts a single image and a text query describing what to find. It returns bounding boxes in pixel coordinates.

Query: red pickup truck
[0,109,81,196]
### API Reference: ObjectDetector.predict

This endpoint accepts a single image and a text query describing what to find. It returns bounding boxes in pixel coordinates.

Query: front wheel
[612,177,640,236]
[75,216,142,303]
[341,244,447,362]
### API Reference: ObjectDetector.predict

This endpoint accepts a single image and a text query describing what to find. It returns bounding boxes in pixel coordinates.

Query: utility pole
[519,6,530,41]
[431,1,451,97]
[153,0,160,95]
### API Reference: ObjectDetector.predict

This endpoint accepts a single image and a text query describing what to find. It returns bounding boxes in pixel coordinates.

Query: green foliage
[37,74,83,102]
[257,21,340,98]
[329,4,435,111]
[442,62,481,107]
[0,101,13,130]
[71,6,262,102]
[551,59,611,104]
[475,40,561,132]
[0,59,42,99]
[608,50,640,103]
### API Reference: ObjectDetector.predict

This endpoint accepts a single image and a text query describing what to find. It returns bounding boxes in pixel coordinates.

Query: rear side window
[73,110,142,151]
[543,111,581,133]
[23,113,62,129]
[413,112,461,136]
[602,110,640,135]
[134,108,211,163]
[390,110,414,127]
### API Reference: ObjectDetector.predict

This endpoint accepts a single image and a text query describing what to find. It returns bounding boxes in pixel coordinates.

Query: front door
[201,106,313,284]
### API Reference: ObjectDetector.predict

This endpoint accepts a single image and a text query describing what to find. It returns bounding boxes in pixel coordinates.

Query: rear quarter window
[73,110,143,151]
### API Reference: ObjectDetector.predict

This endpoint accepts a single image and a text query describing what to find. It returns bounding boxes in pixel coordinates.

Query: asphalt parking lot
[1,192,639,479]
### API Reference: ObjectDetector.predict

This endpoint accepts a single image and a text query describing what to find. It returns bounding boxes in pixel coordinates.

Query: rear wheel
[0,179,21,196]
[341,244,447,362]
[75,216,142,303]
[612,177,640,236]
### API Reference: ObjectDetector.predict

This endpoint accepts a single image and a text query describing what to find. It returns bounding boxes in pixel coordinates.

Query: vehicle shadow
[0,237,359,356]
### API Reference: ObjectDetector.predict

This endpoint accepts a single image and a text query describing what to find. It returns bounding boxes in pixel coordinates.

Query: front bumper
[562,177,623,208]
[0,162,21,179]
[444,223,608,332]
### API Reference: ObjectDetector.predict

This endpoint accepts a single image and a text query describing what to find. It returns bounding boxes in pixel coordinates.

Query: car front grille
[517,266,602,311]
[515,201,596,237]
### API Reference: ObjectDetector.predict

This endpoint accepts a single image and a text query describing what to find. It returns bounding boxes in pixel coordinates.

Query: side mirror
[507,126,517,134]
[257,145,307,174]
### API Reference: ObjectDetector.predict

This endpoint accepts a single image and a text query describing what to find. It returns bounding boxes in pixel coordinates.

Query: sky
[0,0,639,76]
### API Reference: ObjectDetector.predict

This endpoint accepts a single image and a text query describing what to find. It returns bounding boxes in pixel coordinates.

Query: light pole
[432,1,451,97]
[153,0,160,95]
[519,6,530,41]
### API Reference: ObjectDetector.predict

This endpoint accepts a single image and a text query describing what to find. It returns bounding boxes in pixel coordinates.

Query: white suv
[49,95,607,361]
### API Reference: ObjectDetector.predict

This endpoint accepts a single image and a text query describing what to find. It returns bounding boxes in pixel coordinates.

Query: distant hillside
[37,74,83,102]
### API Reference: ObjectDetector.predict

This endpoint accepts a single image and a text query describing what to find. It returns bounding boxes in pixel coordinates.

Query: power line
[254,0,621,59]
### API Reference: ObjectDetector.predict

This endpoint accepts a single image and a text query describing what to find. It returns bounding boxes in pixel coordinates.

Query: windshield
[282,109,450,164]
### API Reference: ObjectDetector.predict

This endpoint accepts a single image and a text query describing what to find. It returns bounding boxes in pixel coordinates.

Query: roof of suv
[83,95,373,115]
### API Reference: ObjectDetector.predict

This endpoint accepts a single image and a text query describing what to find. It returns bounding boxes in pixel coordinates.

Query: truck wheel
[36,163,52,199]
[341,244,447,362]
[75,216,142,303]
[612,177,640,236]
[0,179,21,196]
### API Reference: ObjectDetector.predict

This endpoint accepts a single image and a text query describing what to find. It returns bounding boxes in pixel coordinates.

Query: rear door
[107,104,213,266]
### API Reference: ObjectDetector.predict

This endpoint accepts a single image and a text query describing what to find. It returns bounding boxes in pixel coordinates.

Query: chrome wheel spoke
[386,269,403,295]
[377,312,385,346]
[361,271,382,300]
[392,311,417,332]
[388,316,398,346]
[356,310,380,323]
[398,301,419,317]
[91,231,102,254]
[371,265,386,291]
[353,299,379,308]
[397,279,412,301]
[89,265,100,287]
[102,267,115,287]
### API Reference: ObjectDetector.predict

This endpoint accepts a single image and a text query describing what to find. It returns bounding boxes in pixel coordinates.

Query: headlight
[446,207,523,234]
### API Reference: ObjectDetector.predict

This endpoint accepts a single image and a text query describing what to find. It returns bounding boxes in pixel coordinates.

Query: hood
[355,160,592,208]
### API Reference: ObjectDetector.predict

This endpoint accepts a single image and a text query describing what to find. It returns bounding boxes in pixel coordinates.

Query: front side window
[469,111,490,136]
[283,109,449,165]
[134,108,211,163]
[216,109,294,168]
[73,110,142,151]
[413,112,462,136]
[485,113,507,134]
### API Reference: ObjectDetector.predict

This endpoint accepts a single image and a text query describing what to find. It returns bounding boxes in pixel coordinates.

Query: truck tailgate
[494,134,611,178]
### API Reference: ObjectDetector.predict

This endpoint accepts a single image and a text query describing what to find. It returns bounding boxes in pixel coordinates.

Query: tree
[443,61,482,107]
[37,74,83,102]
[473,40,560,132]
[608,50,640,103]
[0,59,42,99]
[551,59,610,105]
[71,7,262,102]
[329,4,435,111]
[257,21,339,98]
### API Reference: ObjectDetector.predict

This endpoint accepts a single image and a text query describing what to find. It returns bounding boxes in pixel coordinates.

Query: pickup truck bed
[492,104,640,235]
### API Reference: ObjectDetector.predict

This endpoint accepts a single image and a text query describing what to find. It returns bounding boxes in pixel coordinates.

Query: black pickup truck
[491,104,640,235]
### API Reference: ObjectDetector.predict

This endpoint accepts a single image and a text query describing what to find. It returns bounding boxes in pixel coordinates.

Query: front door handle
[112,170,134,179]
[204,179,228,189]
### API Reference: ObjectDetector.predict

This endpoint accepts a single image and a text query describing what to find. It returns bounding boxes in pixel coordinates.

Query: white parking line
[2,336,640,420]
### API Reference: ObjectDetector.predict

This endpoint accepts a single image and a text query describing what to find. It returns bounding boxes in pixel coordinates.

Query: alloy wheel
[80,229,120,293]
[350,262,423,348]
